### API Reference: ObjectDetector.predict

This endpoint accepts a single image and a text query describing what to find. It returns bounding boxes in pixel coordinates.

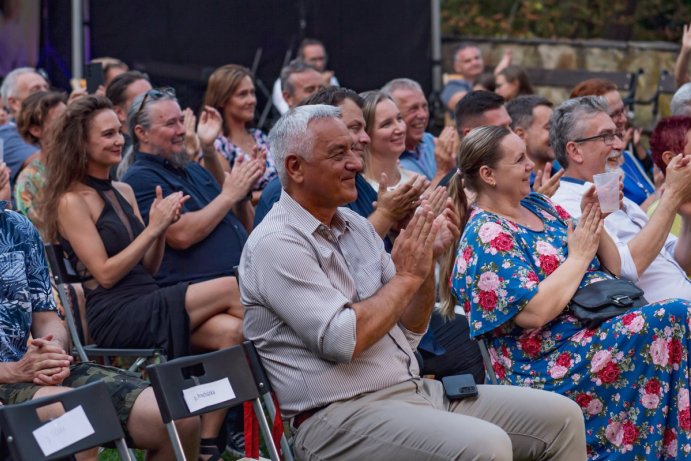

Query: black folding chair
[43,243,166,372]
[0,381,133,460]
[147,342,292,461]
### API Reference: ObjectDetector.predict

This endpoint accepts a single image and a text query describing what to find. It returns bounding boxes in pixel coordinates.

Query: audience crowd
[2,33,691,461]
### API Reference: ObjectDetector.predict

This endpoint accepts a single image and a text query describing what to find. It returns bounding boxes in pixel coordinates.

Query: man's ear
[284,153,304,184]
[661,150,676,167]
[565,141,584,165]
[133,125,146,145]
[282,91,293,109]
[7,96,20,116]
[113,105,126,124]
[513,126,526,141]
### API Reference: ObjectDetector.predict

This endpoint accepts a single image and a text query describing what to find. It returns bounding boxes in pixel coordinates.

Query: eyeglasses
[134,87,176,121]
[572,131,620,146]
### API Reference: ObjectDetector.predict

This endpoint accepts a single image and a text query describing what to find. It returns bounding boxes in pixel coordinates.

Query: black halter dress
[60,176,191,358]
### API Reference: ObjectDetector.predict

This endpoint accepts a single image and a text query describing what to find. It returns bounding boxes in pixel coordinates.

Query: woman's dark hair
[299,86,363,108]
[105,70,149,107]
[40,95,114,242]
[438,125,513,318]
[16,90,67,145]
[472,73,496,92]
[498,66,534,97]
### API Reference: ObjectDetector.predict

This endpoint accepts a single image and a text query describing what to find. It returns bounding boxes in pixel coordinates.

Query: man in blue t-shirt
[122,89,261,286]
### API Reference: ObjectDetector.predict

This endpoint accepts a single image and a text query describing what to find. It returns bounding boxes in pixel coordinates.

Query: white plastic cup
[592,171,620,213]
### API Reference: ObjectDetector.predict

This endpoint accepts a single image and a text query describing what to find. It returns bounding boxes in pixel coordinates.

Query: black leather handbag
[570,279,647,329]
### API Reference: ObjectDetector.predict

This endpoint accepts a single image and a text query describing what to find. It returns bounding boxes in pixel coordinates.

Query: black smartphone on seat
[442,374,479,400]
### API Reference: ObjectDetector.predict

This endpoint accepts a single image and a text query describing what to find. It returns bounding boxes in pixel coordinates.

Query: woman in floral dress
[440,126,691,460]
[203,64,276,203]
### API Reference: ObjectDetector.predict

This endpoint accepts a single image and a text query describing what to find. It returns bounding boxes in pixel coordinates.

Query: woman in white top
[360,91,421,191]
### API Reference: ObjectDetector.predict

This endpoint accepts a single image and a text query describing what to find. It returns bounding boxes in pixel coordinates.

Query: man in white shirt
[272,38,339,114]
[550,96,691,302]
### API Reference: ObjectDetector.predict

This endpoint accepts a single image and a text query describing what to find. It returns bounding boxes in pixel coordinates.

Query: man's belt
[291,404,328,430]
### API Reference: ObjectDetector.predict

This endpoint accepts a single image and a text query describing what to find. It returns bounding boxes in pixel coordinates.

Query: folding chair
[147,343,292,461]
[43,243,166,373]
[231,267,295,461]
[476,337,499,385]
[0,381,133,460]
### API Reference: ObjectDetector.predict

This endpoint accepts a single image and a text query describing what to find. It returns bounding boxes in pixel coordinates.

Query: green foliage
[441,0,691,41]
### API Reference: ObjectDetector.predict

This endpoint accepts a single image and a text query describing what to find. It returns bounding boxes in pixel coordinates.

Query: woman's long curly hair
[39,95,114,242]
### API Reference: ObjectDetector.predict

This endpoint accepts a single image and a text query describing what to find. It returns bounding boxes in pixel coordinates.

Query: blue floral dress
[451,192,691,460]
[213,128,277,191]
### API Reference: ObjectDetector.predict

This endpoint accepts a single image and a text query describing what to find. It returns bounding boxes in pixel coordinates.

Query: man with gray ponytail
[239,105,586,461]
[551,95,691,302]
[122,88,263,287]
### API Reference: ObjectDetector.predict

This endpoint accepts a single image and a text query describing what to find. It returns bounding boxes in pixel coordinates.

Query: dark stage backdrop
[42,0,431,127]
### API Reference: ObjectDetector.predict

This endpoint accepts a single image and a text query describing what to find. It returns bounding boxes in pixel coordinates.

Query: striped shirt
[239,191,423,417]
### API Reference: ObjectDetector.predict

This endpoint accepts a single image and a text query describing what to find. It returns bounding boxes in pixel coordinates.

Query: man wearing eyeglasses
[550,95,691,302]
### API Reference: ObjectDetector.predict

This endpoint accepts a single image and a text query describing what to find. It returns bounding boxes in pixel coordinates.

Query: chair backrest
[43,243,81,285]
[44,243,91,362]
[147,344,261,423]
[0,381,132,460]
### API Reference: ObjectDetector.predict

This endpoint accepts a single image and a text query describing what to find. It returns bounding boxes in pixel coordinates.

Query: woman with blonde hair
[360,90,422,191]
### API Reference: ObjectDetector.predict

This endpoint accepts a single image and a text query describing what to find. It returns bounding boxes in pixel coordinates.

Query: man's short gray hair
[1,67,39,107]
[381,78,423,96]
[280,59,319,97]
[549,96,609,169]
[671,83,691,116]
[269,104,342,183]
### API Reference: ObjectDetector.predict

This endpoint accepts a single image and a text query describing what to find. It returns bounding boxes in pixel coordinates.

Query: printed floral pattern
[214,128,277,191]
[0,201,57,363]
[451,193,691,460]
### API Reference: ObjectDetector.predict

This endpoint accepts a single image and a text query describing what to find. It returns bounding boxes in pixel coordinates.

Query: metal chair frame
[147,342,294,461]
[43,243,166,373]
[0,381,133,460]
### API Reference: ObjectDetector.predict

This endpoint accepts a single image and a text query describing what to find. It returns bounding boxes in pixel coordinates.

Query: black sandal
[199,437,223,461]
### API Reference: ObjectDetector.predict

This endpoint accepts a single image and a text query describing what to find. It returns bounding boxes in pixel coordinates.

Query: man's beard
[167,150,191,169]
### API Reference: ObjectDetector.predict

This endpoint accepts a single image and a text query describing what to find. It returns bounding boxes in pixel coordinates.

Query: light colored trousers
[293,379,586,461]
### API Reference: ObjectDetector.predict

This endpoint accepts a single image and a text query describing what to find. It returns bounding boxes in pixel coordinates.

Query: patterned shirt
[240,191,423,417]
[14,157,45,228]
[0,201,56,362]
[214,129,277,191]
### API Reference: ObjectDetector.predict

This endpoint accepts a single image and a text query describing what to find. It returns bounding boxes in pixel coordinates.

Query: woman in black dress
[40,95,241,460]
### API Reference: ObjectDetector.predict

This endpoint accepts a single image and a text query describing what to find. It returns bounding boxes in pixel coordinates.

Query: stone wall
[442,37,680,128]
